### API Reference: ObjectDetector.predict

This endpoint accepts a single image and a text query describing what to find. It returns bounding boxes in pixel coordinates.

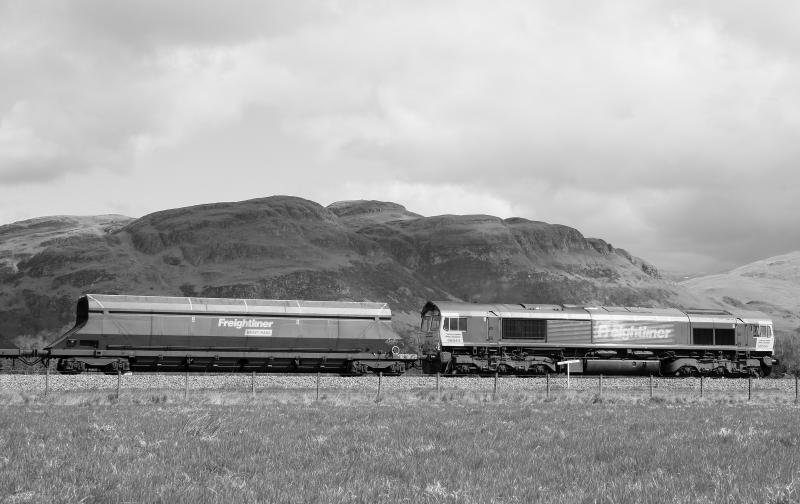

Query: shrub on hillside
[773,328,800,376]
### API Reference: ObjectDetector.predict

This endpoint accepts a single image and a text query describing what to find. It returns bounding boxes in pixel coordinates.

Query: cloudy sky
[1,0,799,274]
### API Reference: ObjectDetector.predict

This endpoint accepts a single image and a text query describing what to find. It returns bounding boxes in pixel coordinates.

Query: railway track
[0,373,795,395]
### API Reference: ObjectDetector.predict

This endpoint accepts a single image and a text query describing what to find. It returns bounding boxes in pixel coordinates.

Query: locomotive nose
[419,330,439,355]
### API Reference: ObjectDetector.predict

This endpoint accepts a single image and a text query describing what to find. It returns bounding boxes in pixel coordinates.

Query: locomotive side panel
[445,314,487,346]
[545,319,591,345]
[687,313,736,349]
[588,310,690,347]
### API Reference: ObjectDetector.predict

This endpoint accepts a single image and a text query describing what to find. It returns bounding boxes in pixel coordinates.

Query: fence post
[700,376,704,398]
[116,369,121,399]
[376,372,382,402]
[184,371,189,401]
[599,374,603,397]
[436,372,440,395]
[649,375,653,399]
[567,365,571,390]
[748,375,752,401]
[546,373,550,400]
[316,372,320,401]
[493,371,498,398]
[45,364,49,397]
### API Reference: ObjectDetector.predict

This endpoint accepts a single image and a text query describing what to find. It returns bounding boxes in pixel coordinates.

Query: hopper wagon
[38,294,417,374]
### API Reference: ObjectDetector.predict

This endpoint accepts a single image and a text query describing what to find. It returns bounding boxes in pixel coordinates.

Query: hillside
[0,196,707,348]
[680,252,800,373]
[681,251,800,332]
[0,215,132,271]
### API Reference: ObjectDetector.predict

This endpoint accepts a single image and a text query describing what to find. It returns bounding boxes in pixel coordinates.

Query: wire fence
[0,370,798,404]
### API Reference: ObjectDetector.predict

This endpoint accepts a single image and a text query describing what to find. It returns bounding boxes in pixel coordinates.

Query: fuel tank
[582,359,660,375]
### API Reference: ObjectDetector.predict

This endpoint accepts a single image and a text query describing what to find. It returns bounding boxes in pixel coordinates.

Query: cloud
[669,0,800,58]
[1,0,798,273]
[0,1,323,184]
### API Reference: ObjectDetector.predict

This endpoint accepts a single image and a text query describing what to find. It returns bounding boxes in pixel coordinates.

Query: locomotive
[44,294,418,374]
[418,301,776,377]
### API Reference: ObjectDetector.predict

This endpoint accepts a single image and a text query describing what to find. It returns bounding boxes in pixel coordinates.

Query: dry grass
[0,388,799,504]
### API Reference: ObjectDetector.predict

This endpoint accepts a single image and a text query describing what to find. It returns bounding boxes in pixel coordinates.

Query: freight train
[418,301,776,377]
[2,294,418,374]
[0,295,778,377]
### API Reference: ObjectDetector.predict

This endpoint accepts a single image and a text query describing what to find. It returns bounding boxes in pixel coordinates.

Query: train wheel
[674,366,698,377]
[57,359,85,374]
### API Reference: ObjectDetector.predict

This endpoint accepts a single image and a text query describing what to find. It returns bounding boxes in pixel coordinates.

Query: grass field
[1,388,799,503]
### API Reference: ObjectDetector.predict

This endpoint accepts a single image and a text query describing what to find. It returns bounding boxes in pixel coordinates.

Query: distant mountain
[681,251,800,332]
[0,215,132,263]
[328,200,422,226]
[0,196,706,348]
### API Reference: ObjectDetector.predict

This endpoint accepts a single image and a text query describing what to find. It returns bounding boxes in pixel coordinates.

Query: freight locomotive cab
[419,308,440,343]
[46,294,418,374]
[418,301,775,377]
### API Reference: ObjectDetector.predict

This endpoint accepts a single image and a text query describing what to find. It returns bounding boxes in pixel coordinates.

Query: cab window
[750,325,773,338]
[444,317,467,331]
[420,315,441,332]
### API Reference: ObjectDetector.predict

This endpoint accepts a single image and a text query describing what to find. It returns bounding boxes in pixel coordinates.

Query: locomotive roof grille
[683,308,734,316]
[422,301,770,323]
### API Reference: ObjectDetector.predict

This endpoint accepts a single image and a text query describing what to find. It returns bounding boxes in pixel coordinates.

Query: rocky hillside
[681,251,800,332]
[0,196,706,348]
